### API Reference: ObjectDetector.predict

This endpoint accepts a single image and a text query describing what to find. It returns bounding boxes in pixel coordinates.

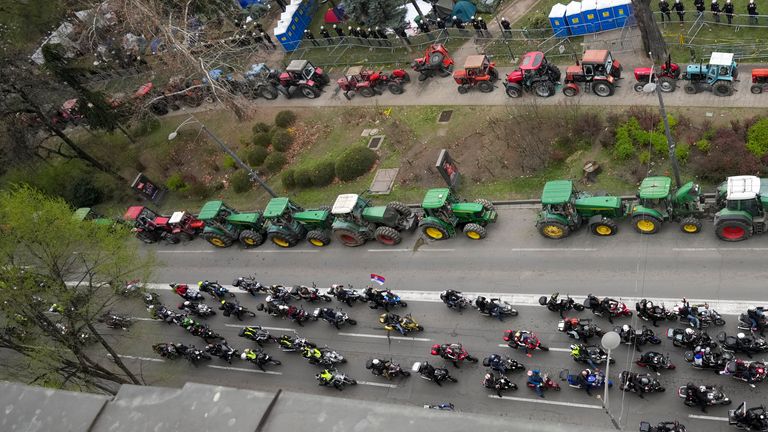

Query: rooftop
[710,52,734,66]
[519,51,544,70]
[582,50,609,64]
[464,55,487,69]
[263,197,290,218]
[286,59,308,72]
[198,200,225,220]
[332,194,360,214]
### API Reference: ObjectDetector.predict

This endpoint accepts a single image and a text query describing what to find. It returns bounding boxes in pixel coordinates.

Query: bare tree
[631,0,668,62]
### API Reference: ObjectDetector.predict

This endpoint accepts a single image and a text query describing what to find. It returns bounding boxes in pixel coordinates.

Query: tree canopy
[344,0,407,29]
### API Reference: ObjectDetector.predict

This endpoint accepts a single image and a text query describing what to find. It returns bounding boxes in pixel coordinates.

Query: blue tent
[452,1,477,22]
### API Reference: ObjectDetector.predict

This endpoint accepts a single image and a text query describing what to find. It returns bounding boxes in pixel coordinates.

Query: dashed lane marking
[358,380,398,388]
[492,395,602,409]
[207,365,282,375]
[688,414,729,422]
[337,332,432,342]
[110,354,165,363]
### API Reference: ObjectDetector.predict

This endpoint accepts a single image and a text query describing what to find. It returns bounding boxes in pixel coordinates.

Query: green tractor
[712,175,768,242]
[629,176,706,235]
[330,193,416,247]
[262,197,334,247]
[536,180,628,239]
[418,188,497,240]
[196,200,266,248]
[72,207,117,227]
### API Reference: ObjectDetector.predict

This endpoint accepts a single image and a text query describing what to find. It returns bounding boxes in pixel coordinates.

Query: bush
[526,13,550,30]
[335,146,378,181]
[613,125,635,160]
[638,150,651,165]
[2,160,105,207]
[271,128,294,152]
[165,172,187,191]
[245,146,269,166]
[675,143,690,165]
[693,127,760,182]
[252,132,271,147]
[695,138,711,153]
[184,179,213,199]
[133,116,160,137]
[274,110,297,128]
[746,118,768,157]
[264,152,287,172]
[252,122,271,134]
[222,155,237,170]
[312,160,336,187]
[230,170,252,193]
[293,167,314,188]
[281,168,297,189]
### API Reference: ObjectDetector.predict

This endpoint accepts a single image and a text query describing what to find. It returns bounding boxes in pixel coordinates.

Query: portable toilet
[275,17,301,52]
[581,0,599,33]
[549,3,570,37]
[596,0,616,31]
[565,1,586,36]
[611,0,632,27]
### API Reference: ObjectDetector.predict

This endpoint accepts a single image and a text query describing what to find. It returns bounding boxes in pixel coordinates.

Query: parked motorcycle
[720,360,767,385]
[153,342,187,359]
[313,307,357,328]
[678,384,731,408]
[728,402,768,432]
[241,348,281,371]
[171,283,204,302]
[364,287,407,310]
[379,313,423,335]
[327,284,367,306]
[483,372,518,397]
[205,342,239,364]
[667,328,716,349]
[413,361,458,386]
[570,344,615,366]
[366,358,411,379]
[638,421,687,432]
[303,346,346,367]
[198,280,234,299]
[290,283,332,303]
[440,289,470,310]
[504,329,549,356]
[482,354,525,374]
[636,352,676,373]
[98,310,133,330]
[539,292,584,317]
[178,301,216,318]
[636,299,676,326]
[620,371,665,397]
[474,296,518,320]
[683,348,734,372]
[431,343,479,368]
[233,276,267,297]
[717,332,768,357]
[316,368,357,390]
[239,325,276,346]
[277,334,316,352]
[558,317,604,342]
[584,294,632,322]
[616,325,661,351]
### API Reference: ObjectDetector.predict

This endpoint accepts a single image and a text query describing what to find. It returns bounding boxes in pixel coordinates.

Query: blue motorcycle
[563,369,612,393]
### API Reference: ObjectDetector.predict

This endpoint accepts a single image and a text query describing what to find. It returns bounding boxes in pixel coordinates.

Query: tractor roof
[198,200,226,220]
[464,55,487,69]
[263,197,290,218]
[726,175,761,200]
[422,188,452,209]
[73,207,91,221]
[168,211,186,224]
[519,52,545,70]
[123,206,146,221]
[346,65,364,76]
[286,60,308,72]
[709,52,734,66]
[638,176,672,199]
[541,180,574,205]
[332,194,359,214]
[582,50,609,64]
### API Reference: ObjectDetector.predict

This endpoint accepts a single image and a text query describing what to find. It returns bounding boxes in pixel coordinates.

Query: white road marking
[688,414,729,422]
[338,332,432,342]
[507,248,598,252]
[357,380,398,388]
[156,250,214,253]
[492,395,602,409]
[131,317,157,321]
[367,249,411,252]
[207,365,282,375]
[245,250,318,253]
[673,247,768,252]
[496,344,569,353]
[220,324,296,332]
[110,354,165,363]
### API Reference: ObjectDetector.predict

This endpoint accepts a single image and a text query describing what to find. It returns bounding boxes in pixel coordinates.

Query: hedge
[312,160,336,187]
[281,168,296,189]
[230,170,252,193]
[264,152,287,172]
[293,167,314,188]
[274,110,297,128]
[271,128,293,152]
[335,146,378,181]
[245,146,269,166]
[252,132,271,147]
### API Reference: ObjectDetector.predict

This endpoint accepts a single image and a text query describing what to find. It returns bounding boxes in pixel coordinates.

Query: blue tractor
[681,52,738,97]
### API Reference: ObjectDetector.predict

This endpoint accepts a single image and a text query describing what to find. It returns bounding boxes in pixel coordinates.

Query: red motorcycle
[430,343,479,368]
[504,330,549,357]
[584,294,633,323]
[526,371,561,393]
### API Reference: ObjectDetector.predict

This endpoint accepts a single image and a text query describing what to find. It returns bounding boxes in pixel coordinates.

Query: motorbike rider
[513,330,536,356]
[527,369,545,398]
[680,298,701,329]
[241,348,268,371]
[475,296,504,320]
[685,383,709,412]
[486,353,505,372]
[748,307,766,336]
[172,283,189,297]
[316,369,336,388]
[382,312,405,334]
[329,284,355,306]
[219,299,238,318]
[619,324,634,344]
[369,358,387,376]
[319,308,342,328]
[302,346,322,365]
[576,369,595,396]
[443,290,463,308]
[638,299,662,327]
[600,297,619,322]
[570,344,599,369]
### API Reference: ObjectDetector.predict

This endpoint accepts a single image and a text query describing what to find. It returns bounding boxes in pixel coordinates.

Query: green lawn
[0,0,63,53]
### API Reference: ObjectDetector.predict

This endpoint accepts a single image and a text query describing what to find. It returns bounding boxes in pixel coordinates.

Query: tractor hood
[294,210,330,224]
[506,70,523,83]
[574,195,623,210]
[362,206,397,225]
[674,181,701,203]
[451,202,484,214]
[226,212,261,225]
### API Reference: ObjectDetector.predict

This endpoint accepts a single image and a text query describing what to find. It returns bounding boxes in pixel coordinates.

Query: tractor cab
[536,180,626,239]
[685,52,737,83]
[283,59,324,83]
[412,44,453,72]
[454,55,494,82]
[124,206,166,229]
[263,197,309,247]
[518,51,549,81]
[635,176,673,217]
[569,50,620,82]
[422,188,461,227]
[721,176,767,217]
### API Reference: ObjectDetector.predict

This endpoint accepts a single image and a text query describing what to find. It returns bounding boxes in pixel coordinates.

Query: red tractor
[337,65,410,99]
[632,56,680,93]
[504,51,561,98]
[123,206,204,244]
[411,44,454,81]
[453,55,499,94]
[278,59,330,99]
[562,50,622,97]
[750,69,768,94]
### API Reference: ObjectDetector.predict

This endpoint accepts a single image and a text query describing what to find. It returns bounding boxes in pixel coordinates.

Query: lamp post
[601,331,621,430]
[642,54,682,188]
[168,116,277,198]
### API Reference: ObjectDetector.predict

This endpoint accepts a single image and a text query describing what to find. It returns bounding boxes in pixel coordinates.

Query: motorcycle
[233,276,267,297]
[738,311,768,335]
[171,283,204,302]
[290,283,332,303]
[620,371,665,396]
[474,296,518,320]
[673,302,726,328]
[413,361,458,386]
[121,279,143,297]
[636,299,676,326]
[185,346,212,366]
[678,384,731,407]
[615,325,661,351]
[241,348,281,370]
[717,332,768,357]
[266,286,292,304]
[563,369,612,392]
[178,301,216,318]
[558,317,604,342]
[220,301,257,320]
[316,369,357,390]
[365,358,411,379]
[180,319,222,342]
[440,290,470,310]
[683,348,734,372]
[504,330,549,356]
[539,292,584,317]
[150,305,185,325]
[636,352,676,373]
[198,280,235,299]
[303,346,346,367]
[277,334,316,352]
[379,313,423,335]
[584,294,632,322]
[143,292,162,309]
[639,421,687,432]
[313,307,357,328]
[526,371,560,393]
[430,343,479,368]
[327,284,367,306]
[239,326,276,346]
[720,360,767,385]
[667,328,716,349]
[570,344,615,366]
[153,342,187,360]
[364,287,407,310]
[98,310,133,330]
[257,303,310,325]
[483,373,518,397]
[728,402,768,432]
[205,343,239,363]
[482,354,525,374]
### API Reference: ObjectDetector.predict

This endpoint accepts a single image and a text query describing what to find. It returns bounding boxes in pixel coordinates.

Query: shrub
[693,127,760,182]
[293,167,314,188]
[133,116,160,137]
[222,155,237,170]
[2,160,105,207]
[746,118,768,157]
[252,122,271,134]
[252,132,271,147]
[165,172,187,191]
[312,160,336,187]
[274,110,297,128]
[281,168,297,189]
[695,138,711,153]
[245,146,269,166]
[613,125,635,160]
[184,179,213,199]
[230,170,252,193]
[572,112,604,139]
[638,150,651,165]
[675,143,690,165]
[264,152,287,172]
[335,146,378,181]
[271,128,293,152]
[526,13,550,30]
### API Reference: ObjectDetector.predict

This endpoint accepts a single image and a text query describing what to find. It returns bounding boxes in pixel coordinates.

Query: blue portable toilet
[581,0,599,33]
[596,0,616,31]
[565,1,586,36]
[611,0,632,27]
[549,3,569,37]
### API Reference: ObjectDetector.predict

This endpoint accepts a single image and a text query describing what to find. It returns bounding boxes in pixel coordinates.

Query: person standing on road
[333,24,344,38]
[711,0,721,23]
[748,0,759,23]
[470,15,483,37]
[436,17,446,31]
[673,0,686,23]
[659,0,672,22]
[695,0,705,16]
[724,0,734,24]
[500,17,512,37]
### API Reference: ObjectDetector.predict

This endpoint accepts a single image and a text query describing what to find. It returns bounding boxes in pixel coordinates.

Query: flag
[370,274,385,285]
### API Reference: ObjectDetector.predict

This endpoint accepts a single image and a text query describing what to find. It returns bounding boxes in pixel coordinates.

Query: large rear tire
[457,85,469,94]
[307,230,331,247]
[474,198,496,212]
[751,84,764,94]
[359,87,376,98]
[589,218,618,236]
[632,215,662,235]
[421,221,450,240]
[374,226,402,245]
[533,81,555,98]
[299,85,320,99]
[658,76,676,93]
[203,232,234,248]
[333,228,366,247]
[388,82,404,95]
[537,220,570,239]
[478,81,494,93]
[269,232,298,248]
[712,81,733,97]
[715,219,752,242]
[239,230,264,248]
[386,201,412,217]
[683,83,698,94]
[593,81,614,97]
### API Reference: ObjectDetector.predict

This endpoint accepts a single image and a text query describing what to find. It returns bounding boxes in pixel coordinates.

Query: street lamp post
[601,331,621,430]
[642,54,682,188]
[168,116,277,198]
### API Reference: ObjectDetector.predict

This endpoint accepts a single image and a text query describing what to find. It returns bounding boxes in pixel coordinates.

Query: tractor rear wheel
[438,67,453,77]
[307,230,331,247]
[359,87,376,97]
[712,81,733,97]
[463,223,487,240]
[715,219,752,242]
[679,217,702,234]
[299,85,320,99]
[334,228,366,247]
[418,73,429,81]
[421,221,450,240]
[505,83,522,98]
[204,232,234,248]
[658,77,676,92]
[429,52,445,66]
[589,218,618,236]
[533,81,555,98]
[683,83,698,94]
[457,85,469,94]
[593,81,614,97]
[562,84,579,97]
[474,198,495,212]
[239,230,264,248]
[751,84,763,94]
[547,65,561,82]
[269,232,298,248]
[478,81,494,93]
[374,226,402,245]
[258,86,279,100]
[388,82,404,94]
[632,215,662,235]
[537,220,570,239]
[165,234,181,244]
[386,201,412,217]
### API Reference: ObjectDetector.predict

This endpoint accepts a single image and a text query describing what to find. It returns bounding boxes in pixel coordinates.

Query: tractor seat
[153,217,169,226]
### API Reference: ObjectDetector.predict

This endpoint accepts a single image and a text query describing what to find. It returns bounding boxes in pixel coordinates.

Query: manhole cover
[367,135,384,151]
[438,110,453,123]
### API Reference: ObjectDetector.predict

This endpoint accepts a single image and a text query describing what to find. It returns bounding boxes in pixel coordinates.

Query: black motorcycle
[205,343,239,363]
[233,276,267,297]
[290,283,332,303]
[558,318,604,342]
[178,301,216,318]
[667,328,716,349]
[414,361,457,386]
[184,346,212,367]
[220,301,257,320]
[153,342,187,360]
[616,325,661,351]
[482,354,525,374]
[277,334,316,352]
[483,373,517,397]
[636,352,676,373]
[639,421,687,432]
[98,310,133,330]
[717,332,768,357]
[364,287,408,311]
[198,280,235,299]
[327,284,367,306]
[620,371,665,397]
[728,402,768,432]
[683,349,733,372]
[441,290,470,310]
[239,326,276,346]
[539,292,584,317]
[570,344,615,366]
[636,299,676,326]
[242,348,281,371]
[365,358,411,379]
[312,307,357,328]
[678,384,731,408]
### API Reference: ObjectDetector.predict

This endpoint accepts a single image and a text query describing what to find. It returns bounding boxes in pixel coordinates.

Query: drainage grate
[367,135,384,151]
[437,110,453,123]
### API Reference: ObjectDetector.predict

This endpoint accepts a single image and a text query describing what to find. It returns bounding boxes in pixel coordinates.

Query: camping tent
[452,1,477,22]
[324,6,344,23]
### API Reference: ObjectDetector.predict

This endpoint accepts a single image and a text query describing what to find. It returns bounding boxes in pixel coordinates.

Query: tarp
[452,0,477,22]
[324,7,343,24]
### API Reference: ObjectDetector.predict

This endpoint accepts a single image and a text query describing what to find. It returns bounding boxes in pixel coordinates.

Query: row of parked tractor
[536,174,768,242]
[75,188,497,249]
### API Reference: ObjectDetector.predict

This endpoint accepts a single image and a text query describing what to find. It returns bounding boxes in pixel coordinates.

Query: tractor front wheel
[463,223,487,239]
[478,81,494,93]
[334,228,366,247]
[632,215,662,235]
[562,84,579,97]
[421,222,450,240]
[751,84,763,94]
[683,83,698,94]
[374,226,402,245]
[307,230,331,247]
[258,86,279,100]
[388,82,404,95]
[713,81,734,97]
[457,85,469,94]
[299,85,320,99]
[239,230,264,248]
[589,219,618,236]
[474,198,496,212]
[359,87,376,97]
[505,83,522,98]
[418,73,429,82]
[593,81,614,97]
[537,221,570,239]
[633,82,645,92]
[204,232,234,248]
[269,232,298,248]
[715,219,752,242]
[679,217,702,234]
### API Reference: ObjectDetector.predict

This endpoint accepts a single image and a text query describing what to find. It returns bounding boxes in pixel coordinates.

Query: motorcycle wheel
[322,295,332,302]
[271,360,282,365]
[401,371,411,377]
[347,319,357,325]
[715,318,726,326]
[467,356,479,363]
[417,325,424,331]
[399,301,408,307]
[340,358,347,364]
[538,345,549,351]
[574,303,585,311]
